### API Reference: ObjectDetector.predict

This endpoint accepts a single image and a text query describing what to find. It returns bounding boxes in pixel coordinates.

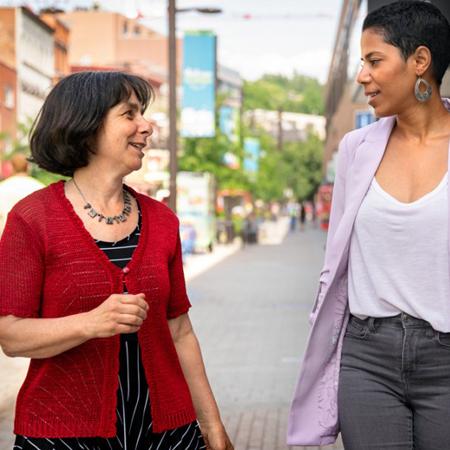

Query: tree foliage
[250,128,323,202]
[179,131,250,192]
[181,72,325,203]
[281,134,323,201]
[243,72,324,115]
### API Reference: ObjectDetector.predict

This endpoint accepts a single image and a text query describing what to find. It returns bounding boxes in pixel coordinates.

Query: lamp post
[167,1,222,213]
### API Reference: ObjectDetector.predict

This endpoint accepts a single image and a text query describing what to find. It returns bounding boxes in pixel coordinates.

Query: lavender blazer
[287,100,450,446]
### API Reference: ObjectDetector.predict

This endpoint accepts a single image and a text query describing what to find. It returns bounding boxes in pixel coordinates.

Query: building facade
[245,109,326,143]
[56,9,181,84]
[0,61,17,155]
[0,8,17,155]
[0,7,55,126]
[17,7,54,124]
[40,12,70,83]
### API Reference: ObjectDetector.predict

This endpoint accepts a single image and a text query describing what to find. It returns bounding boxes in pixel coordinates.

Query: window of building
[123,21,128,34]
[4,86,14,109]
[134,25,141,36]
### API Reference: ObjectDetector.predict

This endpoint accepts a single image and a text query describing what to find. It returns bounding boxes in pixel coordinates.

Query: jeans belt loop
[368,317,376,332]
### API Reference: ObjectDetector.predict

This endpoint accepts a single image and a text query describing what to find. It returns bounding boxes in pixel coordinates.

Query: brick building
[0,7,54,127]
[40,12,70,83]
[55,9,180,84]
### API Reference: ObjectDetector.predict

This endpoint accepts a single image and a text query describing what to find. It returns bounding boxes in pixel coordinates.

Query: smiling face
[91,91,153,175]
[357,28,419,117]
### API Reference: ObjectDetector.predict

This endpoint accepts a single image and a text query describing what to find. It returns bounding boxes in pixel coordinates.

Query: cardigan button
[123,267,130,274]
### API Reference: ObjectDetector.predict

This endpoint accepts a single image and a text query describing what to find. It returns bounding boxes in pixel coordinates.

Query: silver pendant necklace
[72,178,132,225]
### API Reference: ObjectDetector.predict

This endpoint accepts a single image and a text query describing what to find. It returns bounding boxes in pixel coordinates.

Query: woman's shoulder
[341,116,393,148]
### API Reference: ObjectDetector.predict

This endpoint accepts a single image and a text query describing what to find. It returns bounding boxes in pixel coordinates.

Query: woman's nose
[139,117,153,137]
[357,63,370,85]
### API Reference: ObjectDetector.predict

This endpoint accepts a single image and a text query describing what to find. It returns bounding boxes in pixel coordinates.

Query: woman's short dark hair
[30,71,154,176]
[363,1,450,85]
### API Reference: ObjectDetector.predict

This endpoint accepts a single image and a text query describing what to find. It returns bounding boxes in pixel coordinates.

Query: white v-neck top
[348,173,450,332]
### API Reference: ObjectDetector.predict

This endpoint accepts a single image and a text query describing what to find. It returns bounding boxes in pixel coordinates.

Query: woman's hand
[201,422,234,450]
[84,293,148,338]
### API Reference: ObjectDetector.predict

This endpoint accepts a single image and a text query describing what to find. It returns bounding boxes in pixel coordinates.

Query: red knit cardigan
[0,181,197,437]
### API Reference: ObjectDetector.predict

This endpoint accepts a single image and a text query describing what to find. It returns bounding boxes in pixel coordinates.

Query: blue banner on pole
[243,138,260,174]
[219,105,239,142]
[181,31,217,138]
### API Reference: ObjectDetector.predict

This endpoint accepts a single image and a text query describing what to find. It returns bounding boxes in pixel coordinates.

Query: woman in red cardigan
[0,71,233,450]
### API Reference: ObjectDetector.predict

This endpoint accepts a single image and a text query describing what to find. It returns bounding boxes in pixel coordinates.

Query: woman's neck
[72,166,125,209]
[395,96,450,142]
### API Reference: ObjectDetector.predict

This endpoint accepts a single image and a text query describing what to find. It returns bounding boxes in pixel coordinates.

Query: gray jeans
[338,313,450,450]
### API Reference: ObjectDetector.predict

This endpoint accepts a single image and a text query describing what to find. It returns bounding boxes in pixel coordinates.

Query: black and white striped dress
[14,213,206,450]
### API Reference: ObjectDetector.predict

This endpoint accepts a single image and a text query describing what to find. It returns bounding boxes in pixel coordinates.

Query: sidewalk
[0,353,27,448]
[187,225,343,450]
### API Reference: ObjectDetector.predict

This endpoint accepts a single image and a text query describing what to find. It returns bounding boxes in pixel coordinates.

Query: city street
[0,221,344,450]
[188,224,343,450]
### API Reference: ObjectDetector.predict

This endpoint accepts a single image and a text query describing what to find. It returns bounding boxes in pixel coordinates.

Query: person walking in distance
[0,71,233,450]
[299,202,306,231]
[0,153,44,236]
[288,2,450,449]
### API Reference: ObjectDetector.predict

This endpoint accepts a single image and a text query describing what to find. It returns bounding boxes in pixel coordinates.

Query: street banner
[243,137,260,174]
[181,31,217,138]
[219,105,239,142]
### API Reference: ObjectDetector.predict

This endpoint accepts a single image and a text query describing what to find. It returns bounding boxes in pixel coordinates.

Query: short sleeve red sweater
[0,181,196,437]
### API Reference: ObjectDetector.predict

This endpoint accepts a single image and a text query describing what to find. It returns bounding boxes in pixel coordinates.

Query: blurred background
[0,1,449,449]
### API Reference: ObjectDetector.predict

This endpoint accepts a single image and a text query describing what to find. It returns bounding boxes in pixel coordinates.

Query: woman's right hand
[84,293,149,338]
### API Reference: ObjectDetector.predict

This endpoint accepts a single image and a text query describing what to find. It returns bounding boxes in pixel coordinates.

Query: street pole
[168,0,178,212]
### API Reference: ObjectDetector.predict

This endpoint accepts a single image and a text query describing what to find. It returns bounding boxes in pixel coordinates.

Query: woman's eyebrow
[361,51,383,60]
[122,101,140,111]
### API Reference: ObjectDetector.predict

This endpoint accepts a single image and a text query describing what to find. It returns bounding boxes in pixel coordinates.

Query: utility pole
[168,0,178,212]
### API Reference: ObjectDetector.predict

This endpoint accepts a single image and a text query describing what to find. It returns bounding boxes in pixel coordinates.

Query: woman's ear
[413,45,432,77]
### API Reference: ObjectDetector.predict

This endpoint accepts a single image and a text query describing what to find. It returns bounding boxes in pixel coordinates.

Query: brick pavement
[188,225,344,450]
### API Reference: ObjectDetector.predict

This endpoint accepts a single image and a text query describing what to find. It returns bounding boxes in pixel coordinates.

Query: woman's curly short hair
[30,71,154,176]
[363,1,450,85]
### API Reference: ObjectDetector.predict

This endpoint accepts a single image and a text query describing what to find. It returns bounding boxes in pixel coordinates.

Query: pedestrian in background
[0,71,233,450]
[288,2,450,449]
[298,202,306,231]
[0,153,44,236]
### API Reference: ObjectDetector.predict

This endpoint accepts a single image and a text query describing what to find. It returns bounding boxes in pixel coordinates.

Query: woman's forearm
[173,330,222,426]
[0,293,149,359]
[0,313,91,359]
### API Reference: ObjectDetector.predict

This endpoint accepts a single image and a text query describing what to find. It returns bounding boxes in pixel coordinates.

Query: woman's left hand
[201,422,234,450]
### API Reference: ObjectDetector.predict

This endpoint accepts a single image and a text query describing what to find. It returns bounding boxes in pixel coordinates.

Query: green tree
[281,133,324,201]
[243,72,324,115]
[179,130,250,192]
[248,128,285,202]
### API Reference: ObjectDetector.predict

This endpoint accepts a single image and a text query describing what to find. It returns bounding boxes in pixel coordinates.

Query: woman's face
[357,28,417,117]
[92,91,153,175]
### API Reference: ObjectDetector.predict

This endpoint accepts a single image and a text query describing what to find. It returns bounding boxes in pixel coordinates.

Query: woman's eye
[369,60,380,66]
[125,110,134,118]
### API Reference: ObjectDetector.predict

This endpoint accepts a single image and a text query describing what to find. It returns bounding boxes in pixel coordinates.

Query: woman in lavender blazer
[288,2,450,449]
